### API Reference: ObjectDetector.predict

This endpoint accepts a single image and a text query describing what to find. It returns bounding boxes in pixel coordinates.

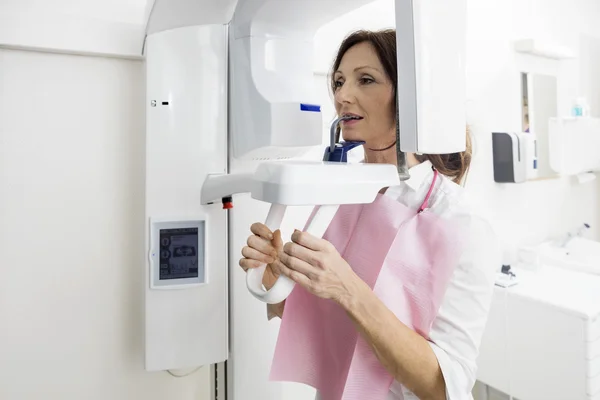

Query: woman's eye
[334,80,344,88]
[360,77,375,84]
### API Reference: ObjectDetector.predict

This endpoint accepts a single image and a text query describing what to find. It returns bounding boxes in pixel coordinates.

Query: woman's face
[333,42,396,149]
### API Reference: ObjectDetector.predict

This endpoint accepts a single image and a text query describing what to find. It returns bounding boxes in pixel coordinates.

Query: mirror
[520,72,559,179]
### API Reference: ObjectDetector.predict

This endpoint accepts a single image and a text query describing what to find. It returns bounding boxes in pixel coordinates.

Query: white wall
[0,49,210,400]
[462,0,600,256]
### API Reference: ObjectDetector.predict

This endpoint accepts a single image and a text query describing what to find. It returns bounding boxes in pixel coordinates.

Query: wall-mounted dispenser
[492,132,527,183]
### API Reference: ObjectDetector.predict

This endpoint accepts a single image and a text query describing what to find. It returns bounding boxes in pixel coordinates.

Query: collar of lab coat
[358,158,434,192]
[403,159,434,191]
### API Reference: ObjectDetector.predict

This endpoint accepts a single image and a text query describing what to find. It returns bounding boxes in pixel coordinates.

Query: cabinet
[477,266,600,400]
[549,117,600,176]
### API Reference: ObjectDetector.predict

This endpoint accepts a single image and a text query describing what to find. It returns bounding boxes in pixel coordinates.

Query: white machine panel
[228,0,378,161]
[396,0,468,154]
[229,32,323,160]
[144,25,229,372]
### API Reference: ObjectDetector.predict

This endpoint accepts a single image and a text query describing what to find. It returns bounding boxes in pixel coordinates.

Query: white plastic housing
[145,0,237,36]
[144,25,229,372]
[229,33,322,159]
[200,161,401,206]
[228,0,379,161]
[251,161,400,205]
[396,0,468,154]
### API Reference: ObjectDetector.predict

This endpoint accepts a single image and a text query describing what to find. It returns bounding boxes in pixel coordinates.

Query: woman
[240,29,498,400]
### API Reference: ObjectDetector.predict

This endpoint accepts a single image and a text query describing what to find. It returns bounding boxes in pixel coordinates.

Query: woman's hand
[239,223,283,290]
[277,229,361,307]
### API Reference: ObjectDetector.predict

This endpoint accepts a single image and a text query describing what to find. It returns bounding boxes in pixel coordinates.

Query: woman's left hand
[276,229,361,306]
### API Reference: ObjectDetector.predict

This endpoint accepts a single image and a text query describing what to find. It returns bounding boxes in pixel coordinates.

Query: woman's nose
[335,83,355,104]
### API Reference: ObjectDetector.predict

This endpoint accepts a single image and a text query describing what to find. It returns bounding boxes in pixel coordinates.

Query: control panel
[150,219,206,289]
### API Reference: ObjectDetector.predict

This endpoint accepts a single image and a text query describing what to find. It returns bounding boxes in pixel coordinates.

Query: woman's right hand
[239,223,284,291]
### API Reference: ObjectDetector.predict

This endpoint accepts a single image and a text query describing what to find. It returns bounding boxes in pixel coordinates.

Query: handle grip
[246,204,339,304]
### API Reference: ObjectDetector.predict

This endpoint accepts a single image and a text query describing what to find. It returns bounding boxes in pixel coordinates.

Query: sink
[536,237,600,275]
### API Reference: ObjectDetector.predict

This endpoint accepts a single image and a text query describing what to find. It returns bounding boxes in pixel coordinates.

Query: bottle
[572,97,590,117]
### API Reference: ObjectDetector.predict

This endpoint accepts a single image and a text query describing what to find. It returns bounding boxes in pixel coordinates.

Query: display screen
[159,227,200,280]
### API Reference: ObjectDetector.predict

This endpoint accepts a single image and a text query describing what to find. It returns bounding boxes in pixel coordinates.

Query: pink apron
[269,168,469,400]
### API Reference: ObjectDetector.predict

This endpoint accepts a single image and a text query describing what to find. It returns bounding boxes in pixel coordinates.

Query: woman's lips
[341,118,362,126]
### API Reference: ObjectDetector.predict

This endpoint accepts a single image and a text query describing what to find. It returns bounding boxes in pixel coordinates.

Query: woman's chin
[341,134,364,143]
[340,125,366,142]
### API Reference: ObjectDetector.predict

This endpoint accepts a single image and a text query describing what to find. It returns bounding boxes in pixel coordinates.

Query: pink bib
[269,170,468,400]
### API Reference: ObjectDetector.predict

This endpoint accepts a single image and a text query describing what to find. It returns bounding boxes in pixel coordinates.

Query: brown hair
[330,29,472,185]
